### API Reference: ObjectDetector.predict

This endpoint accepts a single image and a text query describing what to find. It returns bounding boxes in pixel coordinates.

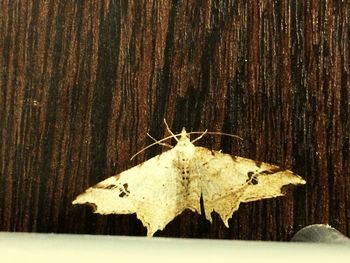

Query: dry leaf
[73,128,305,236]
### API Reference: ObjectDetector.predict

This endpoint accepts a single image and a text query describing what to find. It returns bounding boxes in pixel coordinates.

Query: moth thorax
[175,141,195,162]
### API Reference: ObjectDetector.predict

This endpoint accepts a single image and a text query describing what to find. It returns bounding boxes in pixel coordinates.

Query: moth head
[175,128,195,157]
[178,128,191,143]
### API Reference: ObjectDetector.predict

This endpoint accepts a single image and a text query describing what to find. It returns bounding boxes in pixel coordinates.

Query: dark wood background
[0,0,349,240]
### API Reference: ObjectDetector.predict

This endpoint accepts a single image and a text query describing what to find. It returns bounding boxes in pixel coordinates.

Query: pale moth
[73,124,306,237]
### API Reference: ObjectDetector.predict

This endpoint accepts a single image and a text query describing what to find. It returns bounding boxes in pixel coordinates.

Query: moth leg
[191,129,208,144]
[147,133,173,148]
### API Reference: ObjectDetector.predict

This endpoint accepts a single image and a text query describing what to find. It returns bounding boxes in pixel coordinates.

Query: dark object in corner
[292,224,350,244]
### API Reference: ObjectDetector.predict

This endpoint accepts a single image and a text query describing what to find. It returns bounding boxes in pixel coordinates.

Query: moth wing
[72,149,184,237]
[194,147,306,227]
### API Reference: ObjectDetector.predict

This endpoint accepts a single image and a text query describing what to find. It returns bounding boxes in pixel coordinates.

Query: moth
[73,126,306,237]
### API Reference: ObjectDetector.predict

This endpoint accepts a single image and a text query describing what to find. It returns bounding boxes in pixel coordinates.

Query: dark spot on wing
[247,171,254,178]
[250,177,258,185]
[267,166,284,173]
[260,170,275,175]
[246,166,285,185]
[94,183,116,189]
[259,166,284,175]
[123,183,129,191]
[104,184,117,189]
[246,171,258,185]
[118,183,130,198]
[119,192,127,197]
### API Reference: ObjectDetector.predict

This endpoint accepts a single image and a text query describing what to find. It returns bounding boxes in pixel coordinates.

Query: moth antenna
[130,133,180,160]
[131,129,243,160]
[163,119,179,142]
[146,132,161,142]
[147,133,173,148]
[188,131,244,141]
[191,129,208,143]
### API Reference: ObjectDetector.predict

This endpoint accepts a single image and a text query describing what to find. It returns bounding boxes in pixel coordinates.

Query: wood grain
[0,0,349,240]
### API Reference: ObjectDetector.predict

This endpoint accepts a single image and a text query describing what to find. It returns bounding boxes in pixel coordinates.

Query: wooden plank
[0,0,349,240]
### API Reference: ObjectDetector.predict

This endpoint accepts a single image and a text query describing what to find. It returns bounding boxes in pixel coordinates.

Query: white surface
[0,232,349,263]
